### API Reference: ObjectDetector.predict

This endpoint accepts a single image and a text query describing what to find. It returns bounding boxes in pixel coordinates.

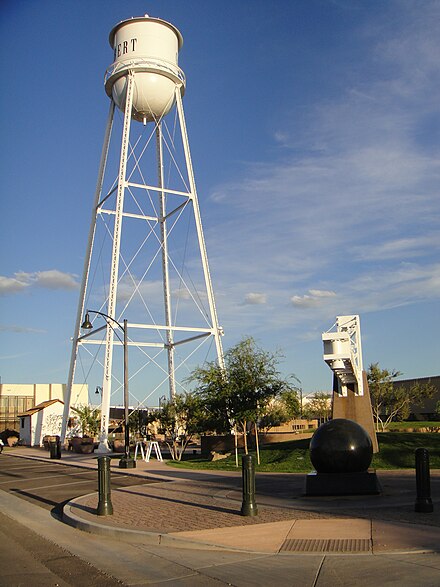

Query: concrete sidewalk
[5,446,440,556]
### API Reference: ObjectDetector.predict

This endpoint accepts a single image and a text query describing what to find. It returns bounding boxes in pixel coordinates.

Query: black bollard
[97,456,113,516]
[49,439,61,459]
[241,454,258,516]
[55,438,61,459]
[415,448,433,513]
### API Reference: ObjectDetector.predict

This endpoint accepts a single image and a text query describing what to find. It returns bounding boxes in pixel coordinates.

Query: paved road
[0,510,122,587]
[0,453,157,518]
[0,453,159,586]
[1,450,440,586]
[2,486,440,587]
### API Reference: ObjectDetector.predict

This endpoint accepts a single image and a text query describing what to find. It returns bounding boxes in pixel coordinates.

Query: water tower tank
[105,16,185,123]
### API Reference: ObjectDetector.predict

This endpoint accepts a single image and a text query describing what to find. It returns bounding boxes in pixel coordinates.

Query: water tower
[61,16,224,450]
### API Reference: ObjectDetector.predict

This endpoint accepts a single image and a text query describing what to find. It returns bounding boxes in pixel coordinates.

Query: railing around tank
[104,57,186,95]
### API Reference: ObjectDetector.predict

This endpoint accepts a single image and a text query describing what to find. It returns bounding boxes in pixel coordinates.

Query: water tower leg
[61,101,115,446]
[156,123,176,400]
[174,88,225,370]
[97,73,135,453]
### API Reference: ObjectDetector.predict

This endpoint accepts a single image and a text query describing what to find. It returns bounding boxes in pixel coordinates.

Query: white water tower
[106,16,184,122]
[61,16,224,451]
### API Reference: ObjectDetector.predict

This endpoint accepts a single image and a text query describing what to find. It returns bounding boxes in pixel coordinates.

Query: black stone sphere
[310,419,373,474]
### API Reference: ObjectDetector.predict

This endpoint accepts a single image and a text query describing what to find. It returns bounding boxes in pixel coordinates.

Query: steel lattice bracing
[61,79,224,449]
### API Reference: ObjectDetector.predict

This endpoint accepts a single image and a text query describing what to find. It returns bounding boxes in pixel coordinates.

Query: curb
[63,494,258,553]
[5,451,440,556]
[63,497,440,556]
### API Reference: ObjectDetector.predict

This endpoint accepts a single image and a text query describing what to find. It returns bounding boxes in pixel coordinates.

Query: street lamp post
[81,310,135,469]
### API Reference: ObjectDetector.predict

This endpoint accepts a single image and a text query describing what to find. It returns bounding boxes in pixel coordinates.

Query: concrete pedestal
[304,470,381,496]
[332,372,379,453]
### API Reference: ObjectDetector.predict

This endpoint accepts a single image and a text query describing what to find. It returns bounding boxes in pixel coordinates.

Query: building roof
[18,399,64,417]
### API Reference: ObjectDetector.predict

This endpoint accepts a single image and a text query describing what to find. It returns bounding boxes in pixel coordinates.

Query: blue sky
[1,0,439,405]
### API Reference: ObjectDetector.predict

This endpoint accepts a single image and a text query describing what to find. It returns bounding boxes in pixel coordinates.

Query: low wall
[259,432,313,444]
[201,432,313,457]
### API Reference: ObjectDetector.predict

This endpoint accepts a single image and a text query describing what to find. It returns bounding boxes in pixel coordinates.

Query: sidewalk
[5,446,440,556]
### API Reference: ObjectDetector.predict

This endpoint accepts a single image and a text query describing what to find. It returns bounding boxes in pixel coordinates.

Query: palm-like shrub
[72,404,101,437]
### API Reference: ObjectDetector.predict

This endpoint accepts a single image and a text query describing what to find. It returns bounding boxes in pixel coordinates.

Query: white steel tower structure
[61,16,224,450]
[322,315,364,396]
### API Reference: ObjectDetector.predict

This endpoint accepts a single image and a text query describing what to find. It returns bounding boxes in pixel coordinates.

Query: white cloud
[287,263,440,322]
[244,292,267,305]
[291,290,337,309]
[347,262,440,310]
[0,352,32,360]
[353,234,440,261]
[290,295,320,308]
[117,278,164,303]
[116,277,208,306]
[308,290,337,299]
[273,130,290,146]
[0,270,79,295]
[33,270,79,290]
[207,2,440,336]
[0,325,45,334]
[0,276,29,295]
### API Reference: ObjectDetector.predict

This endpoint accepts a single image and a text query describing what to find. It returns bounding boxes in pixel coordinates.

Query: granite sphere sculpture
[309,418,373,474]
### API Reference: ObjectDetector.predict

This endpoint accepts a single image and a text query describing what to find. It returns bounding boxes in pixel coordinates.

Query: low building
[18,399,65,446]
[0,383,88,432]
[393,375,440,420]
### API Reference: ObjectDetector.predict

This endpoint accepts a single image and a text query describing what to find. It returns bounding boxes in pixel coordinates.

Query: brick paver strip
[75,480,335,533]
[70,469,440,534]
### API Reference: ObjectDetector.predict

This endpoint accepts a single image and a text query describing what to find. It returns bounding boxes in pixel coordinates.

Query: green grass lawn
[168,432,440,473]
[386,421,440,431]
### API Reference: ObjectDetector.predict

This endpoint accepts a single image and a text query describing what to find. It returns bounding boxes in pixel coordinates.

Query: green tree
[188,337,296,457]
[367,363,436,431]
[128,409,148,437]
[72,404,101,437]
[302,392,332,425]
[258,390,301,432]
[147,393,205,461]
[367,362,400,431]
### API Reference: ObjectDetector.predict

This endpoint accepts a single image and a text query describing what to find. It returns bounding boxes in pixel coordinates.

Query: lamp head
[81,312,93,330]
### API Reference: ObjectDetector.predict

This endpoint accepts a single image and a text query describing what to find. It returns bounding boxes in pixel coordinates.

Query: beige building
[0,383,88,432]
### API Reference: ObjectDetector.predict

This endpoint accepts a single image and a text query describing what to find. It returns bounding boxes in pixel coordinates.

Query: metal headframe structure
[322,315,364,396]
